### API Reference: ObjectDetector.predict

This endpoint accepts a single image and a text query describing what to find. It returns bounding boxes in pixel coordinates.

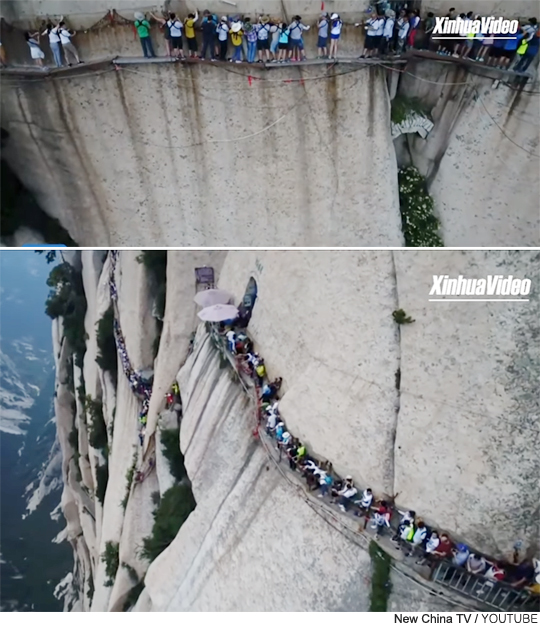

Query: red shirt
[434,539,453,557]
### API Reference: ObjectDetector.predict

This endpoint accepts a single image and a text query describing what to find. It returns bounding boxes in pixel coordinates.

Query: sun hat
[221,16,228,22]
[331,13,339,19]
[231,22,242,32]
[261,15,269,24]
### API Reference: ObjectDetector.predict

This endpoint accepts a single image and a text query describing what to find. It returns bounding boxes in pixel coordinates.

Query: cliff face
[51,250,539,612]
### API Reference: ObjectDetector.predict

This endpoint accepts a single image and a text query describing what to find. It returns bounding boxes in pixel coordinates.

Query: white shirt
[412,526,427,545]
[360,490,373,508]
[331,20,343,36]
[367,18,385,37]
[226,331,236,342]
[383,18,395,38]
[398,22,410,39]
[217,23,229,41]
[44,27,61,43]
[59,28,72,45]
[426,536,440,554]
[339,485,357,498]
[266,413,278,430]
[289,21,309,40]
[167,19,183,38]
[257,23,271,40]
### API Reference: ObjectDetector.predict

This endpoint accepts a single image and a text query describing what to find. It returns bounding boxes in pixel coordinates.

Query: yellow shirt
[184,18,196,38]
[231,30,243,46]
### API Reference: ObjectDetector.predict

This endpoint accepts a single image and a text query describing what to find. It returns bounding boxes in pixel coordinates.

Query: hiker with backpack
[184,10,199,58]
[243,17,258,63]
[216,17,230,61]
[329,13,343,59]
[200,12,217,60]
[277,22,290,62]
[257,15,272,62]
[150,12,173,57]
[288,16,310,61]
[133,12,155,58]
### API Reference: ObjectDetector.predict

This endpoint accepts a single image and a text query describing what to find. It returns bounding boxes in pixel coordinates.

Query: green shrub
[121,453,138,511]
[160,428,187,482]
[96,305,118,378]
[392,309,415,324]
[77,381,86,406]
[141,485,196,562]
[101,541,119,587]
[369,540,392,612]
[68,425,79,451]
[391,95,429,125]
[121,566,145,612]
[85,396,108,456]
[398,166,443,247]
[45,262,87,367]
[86,572,94,604]
[95,463,109,505]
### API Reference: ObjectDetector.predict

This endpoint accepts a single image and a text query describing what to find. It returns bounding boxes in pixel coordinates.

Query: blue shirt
[504,34,522,50]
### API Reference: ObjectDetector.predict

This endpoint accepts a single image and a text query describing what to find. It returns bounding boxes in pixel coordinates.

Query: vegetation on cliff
[368,540,392,612]
[161,428,188,482]
[398,166,443,247]
[141,485,196,562]
[101,541,120,587]
[136,251,167,358]
[96,305,118,380]
[44,261,87,367]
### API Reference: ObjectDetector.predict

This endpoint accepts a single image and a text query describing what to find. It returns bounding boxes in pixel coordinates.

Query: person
[452,543,470,567]
[338,480,358,512]
[42,22,63,67]
[317,12,329,58]
[150,11,173,57]
[133,13,155,59]
[266,409,278,435]
[484,563,506,581]
[380,10,395,56]
[261,377,282,401]
[422,12,435,50]
[407,9,421,49]
[500,29,523,69]
[395,519,415,549]
[184,10,199,58]
[318,471,333,497]
[373,501,392,540]
[508,561,535,589]
[25,31,46,68]
[57,22,82,65]
[431,533,453,560]
[475,33,493,63]
[172,382,179,396]
[487,35,506,67]
[515,26,539,72]
[257,15,272,62]
[244,17,258,63]
[287,442,299,470]
[139,428,145,446]
[269,21,280,60]
[355,487,374,516]
[165,392,174,407]
[360,11,385,58]
[277,22,290,62]
[275,421,285,444]
[396,15,410,55]
[216,16,229,61]
[288,16,309,61]
[329,13,343,59]
[417,530,440,564]
[254,358,266,385]
[201,12,217,60]
[467,553,487,575]
[164,13,184,59]
[225,329,236,353]
[230,21,244,62]
[406,519,428,556]
[279,431,292,455]
[140,415,147,426]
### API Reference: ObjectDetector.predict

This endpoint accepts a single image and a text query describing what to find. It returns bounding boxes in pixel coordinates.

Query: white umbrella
[197,304,239,322]
[194,288,234,308]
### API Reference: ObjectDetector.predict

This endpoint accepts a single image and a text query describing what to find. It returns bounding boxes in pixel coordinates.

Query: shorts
[464,39,474,48]
[502,48,516,59]
[365,34,381,49]
[330,32,341,40]
[489,46,503,58]
[290,38,303,50]
[187,37,197,52]
[278,41,289,50]
[317,36,328,48]
[257,38,270,50]
[171,36,182,49]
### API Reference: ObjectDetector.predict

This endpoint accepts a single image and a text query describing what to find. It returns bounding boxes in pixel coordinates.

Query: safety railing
[432,561,539,612]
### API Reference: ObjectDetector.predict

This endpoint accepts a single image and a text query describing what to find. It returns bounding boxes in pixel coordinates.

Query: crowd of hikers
[215,322,540,599]
[11,5,538,74]
[109,251,155,482]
